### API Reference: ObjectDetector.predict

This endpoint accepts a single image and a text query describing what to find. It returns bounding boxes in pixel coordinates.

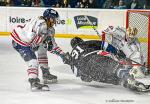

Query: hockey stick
[125,57,149,68]
[84,15,105,51]
[84,15,102,38]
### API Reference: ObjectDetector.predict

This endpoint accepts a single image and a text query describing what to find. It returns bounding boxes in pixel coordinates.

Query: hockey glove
[31,46,39,51]
[30,42,39,51]
[62,52,72,65]
[43,36,53,51]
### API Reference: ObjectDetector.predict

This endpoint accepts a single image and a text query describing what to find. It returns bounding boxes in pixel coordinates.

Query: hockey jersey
[70,40,118,76]
[11,17,49,46]
[11,16,64,56]
[103,26,144,64]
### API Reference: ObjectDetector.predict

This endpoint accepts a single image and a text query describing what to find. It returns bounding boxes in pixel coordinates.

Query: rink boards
[0,7,126,39]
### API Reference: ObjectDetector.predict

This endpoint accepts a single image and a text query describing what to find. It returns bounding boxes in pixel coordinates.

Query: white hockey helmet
[126,27,138,38]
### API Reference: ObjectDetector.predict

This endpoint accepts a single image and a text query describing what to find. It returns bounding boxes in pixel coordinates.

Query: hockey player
[11,8,69,91]
[68,37,150,92]
[103,26,144,65]
[126,27,144,64]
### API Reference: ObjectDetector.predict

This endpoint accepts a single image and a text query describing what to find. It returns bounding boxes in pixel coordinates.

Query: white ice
[0,36,150,104]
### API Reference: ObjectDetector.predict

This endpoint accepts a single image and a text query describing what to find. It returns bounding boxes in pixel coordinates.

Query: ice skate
[28,78,49,91]
[41,66,57,84]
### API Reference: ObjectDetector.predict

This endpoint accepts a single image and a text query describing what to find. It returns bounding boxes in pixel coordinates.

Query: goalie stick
[84,15,102,38]
[84,15,106,51]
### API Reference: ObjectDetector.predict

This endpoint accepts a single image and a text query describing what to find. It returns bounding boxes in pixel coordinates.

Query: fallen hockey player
[66,37,150,92]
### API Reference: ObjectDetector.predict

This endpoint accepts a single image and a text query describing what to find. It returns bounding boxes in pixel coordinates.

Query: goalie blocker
[68,37,150,92]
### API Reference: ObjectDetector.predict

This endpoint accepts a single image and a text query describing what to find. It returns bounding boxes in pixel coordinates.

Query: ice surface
[0,36,150,104]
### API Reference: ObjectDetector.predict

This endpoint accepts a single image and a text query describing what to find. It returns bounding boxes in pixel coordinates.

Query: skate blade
[139,88,150,92]
[42,86,50,91]
[31,86,50,92]
[43,79,57,84]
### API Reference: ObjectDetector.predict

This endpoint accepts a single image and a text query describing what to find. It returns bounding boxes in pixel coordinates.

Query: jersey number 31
[71,46,84,59]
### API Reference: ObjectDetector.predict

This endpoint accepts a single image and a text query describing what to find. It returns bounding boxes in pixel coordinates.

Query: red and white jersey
[11,16,52,47]
[11,16,64,56]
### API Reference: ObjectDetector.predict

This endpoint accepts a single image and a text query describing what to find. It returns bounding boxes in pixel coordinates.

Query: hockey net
[126,10,150,68]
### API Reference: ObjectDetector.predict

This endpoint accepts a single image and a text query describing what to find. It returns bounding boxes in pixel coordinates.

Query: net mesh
[127,11,150,65]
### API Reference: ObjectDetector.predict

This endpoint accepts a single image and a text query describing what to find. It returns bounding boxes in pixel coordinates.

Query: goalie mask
[126,27,138,38]
[71,37,84,48]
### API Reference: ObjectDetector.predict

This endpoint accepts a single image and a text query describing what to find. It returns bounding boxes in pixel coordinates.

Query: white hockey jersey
[11,16,56,48]
[103,26,144,64]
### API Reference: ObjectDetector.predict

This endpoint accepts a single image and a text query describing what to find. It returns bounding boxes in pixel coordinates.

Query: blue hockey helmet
[43,8,59,20]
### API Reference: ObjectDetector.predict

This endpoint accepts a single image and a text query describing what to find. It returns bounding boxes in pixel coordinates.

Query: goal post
[126,10,150,68]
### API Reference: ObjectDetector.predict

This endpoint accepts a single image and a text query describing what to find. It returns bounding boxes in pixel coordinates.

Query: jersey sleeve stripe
[35,36,41,44]
[11,32,29,46]
[13,29,21,40]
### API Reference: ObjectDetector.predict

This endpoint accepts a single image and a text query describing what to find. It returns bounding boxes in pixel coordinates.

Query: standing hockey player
[103,26,144,65]
[67,37,150,92]
[11,8,69,91]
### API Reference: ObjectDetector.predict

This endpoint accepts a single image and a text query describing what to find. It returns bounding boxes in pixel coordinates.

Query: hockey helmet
[126,27,138,38]
[43,8,59,20]
[43,8,59,27]
[71,37,84,48]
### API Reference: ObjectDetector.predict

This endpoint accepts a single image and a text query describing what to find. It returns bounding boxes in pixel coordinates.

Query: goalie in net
[102,26,145,65]
[66,37,150,92]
